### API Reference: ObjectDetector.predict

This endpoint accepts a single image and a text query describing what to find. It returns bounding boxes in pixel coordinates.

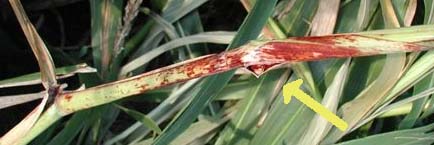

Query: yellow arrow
[283,79,348,131]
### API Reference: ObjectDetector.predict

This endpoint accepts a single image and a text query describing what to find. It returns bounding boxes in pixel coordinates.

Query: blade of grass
[46,110,92,145]
[129,0,208,61]
[29,121,59,145]
[0,91,46,109]
[0,64,96,88]
[170,109,236,145]
[215,69,289,145]
[124,0,209,76]
[104,79,201,145]
[309,0,339,35]
[336,124,434,145]
[324,54,406,143]
[8,0,57,89]
[381,0,401,28]
[169,11,206,62]
[114,104,162,134]
[91,105,119,144]
[357,50,434,125]
[1,93,50,145]
[298,60,350,145]
[354,86,434,129]
[142,8,178,40]
[214,78,254,100]
[391,0,417,26]
[90,0,123,79]
[419,0,434,119]
[174,10,208,58]
[399,74,434,129]
[120,31,235,76]
[18,105,64,145]
[335,0,379,33]
[250,76,315,145]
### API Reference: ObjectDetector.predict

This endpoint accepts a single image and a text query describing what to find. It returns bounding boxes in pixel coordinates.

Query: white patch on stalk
[241,49,260,65]
[312,52,322,57]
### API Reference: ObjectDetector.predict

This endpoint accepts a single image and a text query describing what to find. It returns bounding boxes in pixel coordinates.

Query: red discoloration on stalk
[266,42,360,61]
[64,94,73,102]
[183,55,219,77]
[403,43,424,51]
[183,50,245,78]
[242,42,360,67]
[138,84,148,93]
[238,41,361,75]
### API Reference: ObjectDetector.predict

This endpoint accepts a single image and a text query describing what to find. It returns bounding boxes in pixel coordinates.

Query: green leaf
[142,8,179,40]
[356,85,434,127]
[29,122,59,145]
[175,10,207,58]
[0,92,46,109]
[336,124,434,145]
[90,0,123,79]
[335,0,379,33]
[250,76,315,145]
[325,53,406,143]
[215,69,289,145]
[341,56,385,103]
[215,77,255,100]
[424,0,434,24]
[171,111,235,145]
[419,0,434,119]
[120,31,235,75]
[0,64,96,88]
[47,110,92,145]
[129,0,208,61]
[115,104,162,134]
[8,0,58,88]
[276,0,318,36]
[399,74,434,129]
[298,60,350,145]
[105,79,201,145]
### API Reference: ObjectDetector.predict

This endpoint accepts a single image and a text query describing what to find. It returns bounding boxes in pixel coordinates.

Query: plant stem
[17,105,63,145]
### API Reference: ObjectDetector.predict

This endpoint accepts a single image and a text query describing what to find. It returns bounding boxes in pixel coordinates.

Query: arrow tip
[282,79,303,104]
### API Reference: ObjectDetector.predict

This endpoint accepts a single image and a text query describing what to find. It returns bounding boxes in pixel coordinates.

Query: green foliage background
[0,0,434,145]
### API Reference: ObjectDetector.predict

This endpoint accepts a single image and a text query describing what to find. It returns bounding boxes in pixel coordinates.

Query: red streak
[403,43,423,51]
[262,41,360,62]
[64,94,73,102]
